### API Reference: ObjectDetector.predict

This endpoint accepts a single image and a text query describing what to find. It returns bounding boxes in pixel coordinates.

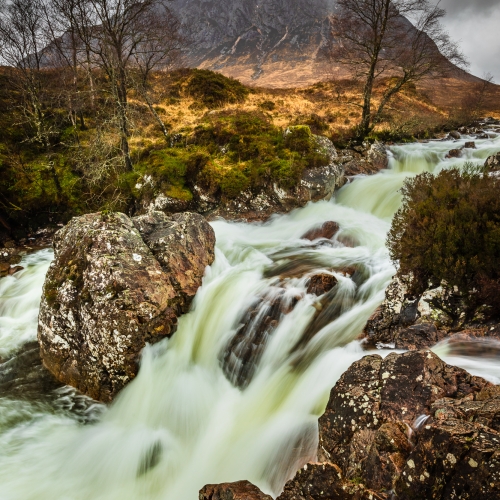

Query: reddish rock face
[38,211,215,402]
[306,273,338,296]
[200,480,273,500]
[280,350,497,499]
[302,221,340,241]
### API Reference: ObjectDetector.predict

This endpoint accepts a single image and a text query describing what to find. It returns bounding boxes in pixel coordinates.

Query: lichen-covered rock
[277,463,375,500]
[133,211,216,303]
[394,410,500,499]
[363,273,475,349]
[343,142,388,176]
[485,152,500,171]
[283,351,497,499]
[200,480,272,500]
[38,211,215,402]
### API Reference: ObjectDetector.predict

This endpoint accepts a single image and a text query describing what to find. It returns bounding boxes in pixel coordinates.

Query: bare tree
[129,3,184,142]
[50,0,183,171]
[0,0,53,145]
[456,73,496,124]
[328,0,467,138]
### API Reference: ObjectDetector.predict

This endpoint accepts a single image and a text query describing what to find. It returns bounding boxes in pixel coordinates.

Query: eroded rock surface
[38,211,215,402]
[279,350,499,499]
[362,272,500,350]
[200,481,272,500]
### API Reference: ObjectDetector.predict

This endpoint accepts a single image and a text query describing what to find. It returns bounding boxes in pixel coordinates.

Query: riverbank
[0,126,499,499]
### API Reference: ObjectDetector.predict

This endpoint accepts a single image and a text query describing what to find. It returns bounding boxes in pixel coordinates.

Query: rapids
[0,132,500,499]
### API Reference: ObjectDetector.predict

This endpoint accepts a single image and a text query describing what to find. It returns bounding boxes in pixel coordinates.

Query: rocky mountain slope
[170,0,476,88]
[171,0,339,87]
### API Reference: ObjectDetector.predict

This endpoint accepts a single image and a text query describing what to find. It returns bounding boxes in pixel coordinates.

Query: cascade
[0,133,499,499]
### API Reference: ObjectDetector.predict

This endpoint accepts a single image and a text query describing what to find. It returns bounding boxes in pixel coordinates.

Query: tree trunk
[142,89,169,142]
[117,77,133,172]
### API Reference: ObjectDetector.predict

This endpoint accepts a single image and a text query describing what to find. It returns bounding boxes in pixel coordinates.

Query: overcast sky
[435,0,500,82]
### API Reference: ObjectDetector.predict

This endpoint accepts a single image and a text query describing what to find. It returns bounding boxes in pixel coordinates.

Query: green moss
[220,168,250,198]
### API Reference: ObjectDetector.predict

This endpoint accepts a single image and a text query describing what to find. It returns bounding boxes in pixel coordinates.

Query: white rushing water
[0,132,499,499]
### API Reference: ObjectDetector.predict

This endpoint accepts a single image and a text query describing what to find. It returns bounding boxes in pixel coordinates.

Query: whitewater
[0,132,499,499]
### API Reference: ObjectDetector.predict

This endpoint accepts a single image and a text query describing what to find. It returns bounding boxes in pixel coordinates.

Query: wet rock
[283,351,499,499]
[301,221,340,241]
[343,142,388,176]
[446,148,462,159]
[316,351,490,491]
[464,141,476,149]
[277,463,374,500]
[38,211,215,402]
[394,416,500,499]
[448,131,461,140]
[220,286,300,388]
[307,273,338,296]
[200,480,272,500]
[8,265,24,275]
[363,273,471,349]
[485,152,500,171]
[0,262,9,277]
[394,323,443,350]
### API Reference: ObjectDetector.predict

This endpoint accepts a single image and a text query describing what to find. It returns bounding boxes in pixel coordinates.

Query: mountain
[170,0,338,87]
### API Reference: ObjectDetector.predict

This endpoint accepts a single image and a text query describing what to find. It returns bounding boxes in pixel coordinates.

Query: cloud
[433,0,500,81]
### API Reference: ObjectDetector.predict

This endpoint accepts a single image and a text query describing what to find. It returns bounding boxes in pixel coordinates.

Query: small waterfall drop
[0,132,499,499]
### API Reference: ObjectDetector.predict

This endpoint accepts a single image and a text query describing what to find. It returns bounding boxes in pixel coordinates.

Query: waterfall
[0,131,499,499]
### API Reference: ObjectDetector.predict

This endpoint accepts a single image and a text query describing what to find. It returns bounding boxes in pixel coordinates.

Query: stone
[448,131,461,140]
[306,273,338,296]
[317,351,490,485]
[8,265,24,275]
[301,221,340,241]
[200,481,273,500]
[464,141,476,149]
[445,148,462,159]
[38,211,215,402]
[133,211,216,302]
[362,272,470,349]
[284,350,497,499]
[394,323,442,350]
[485,152,500,171]
[277,463,374,500]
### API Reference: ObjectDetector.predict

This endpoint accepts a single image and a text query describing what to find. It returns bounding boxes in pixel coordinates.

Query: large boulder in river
[38,211,215,402]
[278,350,497,500]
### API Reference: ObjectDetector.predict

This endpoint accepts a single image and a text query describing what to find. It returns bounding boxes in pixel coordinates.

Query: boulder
[200,481,272,500]
[343,142,389,176]
[301,221,340,241]
[485,152,500,171]
[445,148,462,159]
[464,141,476,149]
[306,273,338,296]
[448,131,461,140]
[278,463,374,500]
[363,273,468,349]
[38,211,215,402]
[282,350,495,499]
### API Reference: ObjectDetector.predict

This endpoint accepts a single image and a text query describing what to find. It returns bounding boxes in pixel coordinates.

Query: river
[0,132,500,499]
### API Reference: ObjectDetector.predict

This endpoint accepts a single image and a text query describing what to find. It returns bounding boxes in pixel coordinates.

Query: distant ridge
[170,0,477,88]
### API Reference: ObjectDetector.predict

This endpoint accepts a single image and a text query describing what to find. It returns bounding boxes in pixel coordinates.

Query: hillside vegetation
[0,67,498,237]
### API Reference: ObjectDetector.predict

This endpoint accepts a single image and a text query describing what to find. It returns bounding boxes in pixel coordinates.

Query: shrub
[388,164,500,317]
[259,100,276,111]
[186,69,249,109]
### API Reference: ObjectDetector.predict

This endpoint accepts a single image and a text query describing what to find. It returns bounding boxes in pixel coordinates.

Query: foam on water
[0,131,499,499]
